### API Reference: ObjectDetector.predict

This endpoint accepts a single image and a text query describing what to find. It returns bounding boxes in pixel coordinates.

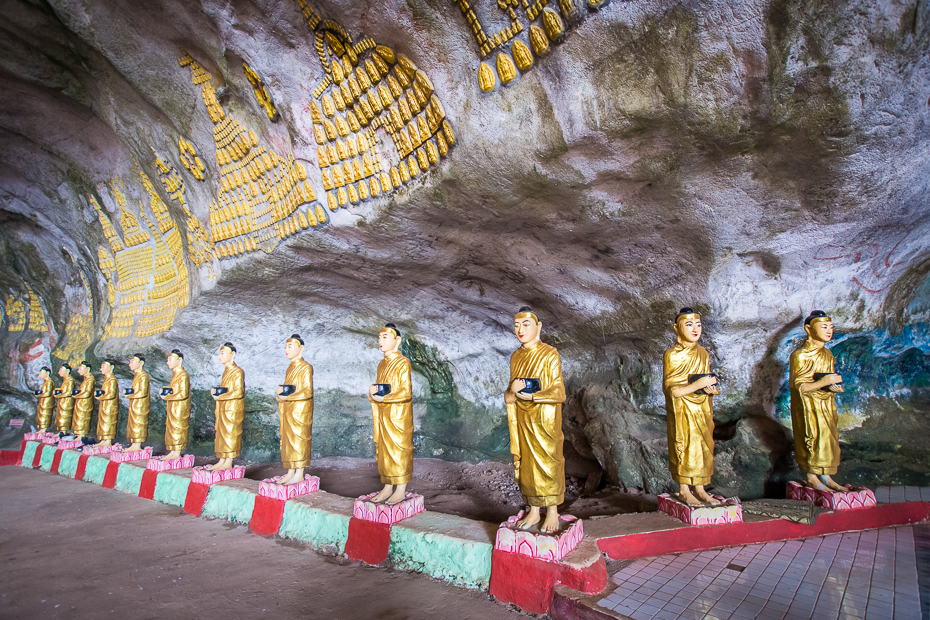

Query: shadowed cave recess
[1,0,929,505]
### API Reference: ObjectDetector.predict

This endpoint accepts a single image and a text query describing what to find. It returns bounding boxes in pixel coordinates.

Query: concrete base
[494,511,584,562]
[658,493,743,525]
[353,492,424,524]
[787,481,878,510]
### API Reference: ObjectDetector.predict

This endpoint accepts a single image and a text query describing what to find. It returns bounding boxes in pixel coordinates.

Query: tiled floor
[596,487,930,620]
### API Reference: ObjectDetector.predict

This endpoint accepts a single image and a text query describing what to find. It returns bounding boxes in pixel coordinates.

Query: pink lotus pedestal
[353,492,424,524]
[41,435,60,445]
[191,465,246,485]
[83,443,117,456]
[146,454,195,472]
[24,432,50,441]
[658,494,743,525]
[109,446,153,462]
[258,475,320,500]
[494,511,584,562]
[57,439,83,450]
[787,481,877,510]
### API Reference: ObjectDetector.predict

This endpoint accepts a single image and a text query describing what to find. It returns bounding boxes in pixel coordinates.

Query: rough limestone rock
[0,0,929,495]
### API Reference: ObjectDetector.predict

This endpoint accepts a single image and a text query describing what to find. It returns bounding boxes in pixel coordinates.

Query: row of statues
[31,306,847,532]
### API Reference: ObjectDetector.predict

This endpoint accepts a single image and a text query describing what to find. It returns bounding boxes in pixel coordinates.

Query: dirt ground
[0,466,530,620]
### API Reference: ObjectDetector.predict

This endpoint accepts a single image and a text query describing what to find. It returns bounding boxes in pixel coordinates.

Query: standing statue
[504,306,566,533]
[208,342,245,471]
[124,354,150,452]
[663,307,719,507]
[367,323,413,505]
[159,349,191,460]
[33,366,55,432]
[790,310,846,491]
[276,334,314,485]
[71,361,96,440]
[95,360,119,446]
[53,364,75,434]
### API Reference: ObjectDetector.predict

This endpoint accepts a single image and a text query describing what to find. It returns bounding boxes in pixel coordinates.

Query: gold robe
[35,378,55,430]
[371,352,413,484]
[72,374,96,435]
[790,340,840,475]
[54,375,76,432]
[507,341,566,506]
[663,343,714,486]
[278,358,314,469]
[96,374,119,441]
[214,363,245,458]
[126,369,150,443]
[163,368,191,451]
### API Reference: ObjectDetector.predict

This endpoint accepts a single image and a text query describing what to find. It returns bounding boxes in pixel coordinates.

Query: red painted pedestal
[50,448,64,474]
[32,445,43,468]
[101,461,120,489]
[250,495,287,537]
[183,482,210,516]
[138,469,159,499]
[344,517,392,565]
[74,454,90,481]
[0,440,26,466]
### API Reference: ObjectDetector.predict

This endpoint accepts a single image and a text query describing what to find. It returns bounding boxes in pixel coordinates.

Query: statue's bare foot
[98,439,111,447]
[821,475,848,492]
[371,485,393,504]
[694,487,717,504]
[284,469,305,485]
[211,460,232,472]
[805,473,829,491]
[516,507,541,530]
[677,490,704,507]
[124,443,142,453]
[385,488,408,505]
[540,509,561,534]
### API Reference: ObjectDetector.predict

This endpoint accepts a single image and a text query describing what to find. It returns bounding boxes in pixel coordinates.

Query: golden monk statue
[276,334,314,484]
[71,361,96,440]
[159,349,191,460]
[504,307,566,533]
[94,360,119,446]
[209,342,245,471]
[33,366,55,432]
[367,323,414,505]
[124,354,150,452]
[790,310,846,492]
[663,307,719,507]
[53,364,76,433]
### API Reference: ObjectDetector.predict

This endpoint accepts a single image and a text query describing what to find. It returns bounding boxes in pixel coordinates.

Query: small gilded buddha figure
[159,349,191,460]
[124,354,151,452]
[367,323,414,505]
[663,308,719,507]
[71,361,96,440]
[33,366,55,432]
[53,364,76,434]
[208,342,245,471]
[95,360,119,446]
[504,306,566,533]
[790,310,846,492]
[276,334,314,484]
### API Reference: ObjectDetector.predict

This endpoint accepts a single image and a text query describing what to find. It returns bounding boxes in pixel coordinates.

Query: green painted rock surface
[20,441,38,468]
[278,500,350,554]
[153,471,192,507]
[388,512,494,589]
[114,463,145,495]
[82,456,110,485]
[38,445,56,472]
[202,482,256,524]
[58,450,80,478]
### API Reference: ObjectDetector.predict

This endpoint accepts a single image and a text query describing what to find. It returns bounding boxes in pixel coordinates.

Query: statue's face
[78,365,88,376]
[101,362,112,374]
[284,341,303,360]
[676,317,703,344]
[218,347,235,365]
[514,317,542,345]
[167,354,181,369]
[58,366,69,378]
[40,369,49,380]
[129,357,142,371]
[378,330,400,353]
[806,319,834,343]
